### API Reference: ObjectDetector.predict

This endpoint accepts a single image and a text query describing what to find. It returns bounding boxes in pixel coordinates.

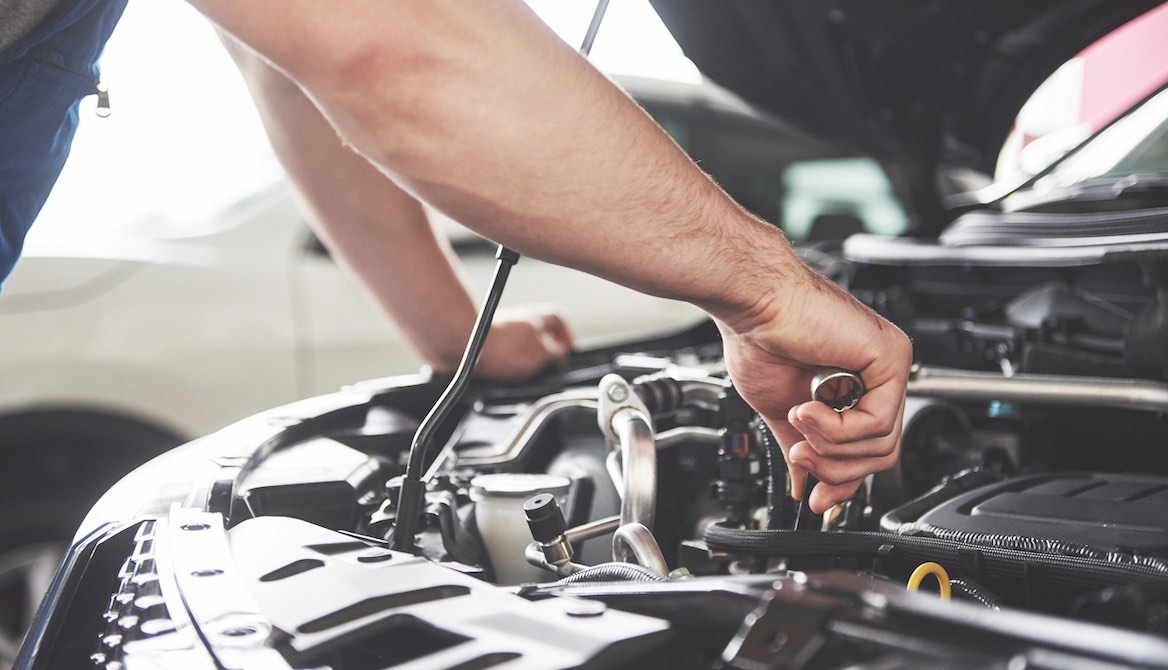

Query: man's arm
[223,37,573,382]
[192,0,911,511]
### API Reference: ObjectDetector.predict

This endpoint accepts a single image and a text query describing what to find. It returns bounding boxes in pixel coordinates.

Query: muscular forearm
[196,0,911,512]
[192,0,803,327]
[225,39,482,369]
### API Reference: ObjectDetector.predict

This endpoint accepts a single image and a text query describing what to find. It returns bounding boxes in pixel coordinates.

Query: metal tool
[811,368,865,412]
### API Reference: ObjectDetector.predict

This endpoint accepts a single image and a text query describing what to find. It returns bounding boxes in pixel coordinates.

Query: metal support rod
[579,0,611,56]
[392,247,520,551]
[909,365,1168,414]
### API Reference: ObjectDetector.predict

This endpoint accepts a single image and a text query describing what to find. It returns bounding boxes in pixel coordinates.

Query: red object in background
[1079,3,1168,131]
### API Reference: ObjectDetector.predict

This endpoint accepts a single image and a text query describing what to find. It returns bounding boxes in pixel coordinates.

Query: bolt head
[565,599,607,617]
[606,384,629,403]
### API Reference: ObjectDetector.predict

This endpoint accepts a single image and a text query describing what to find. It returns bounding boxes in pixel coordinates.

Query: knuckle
[872,439,897,458]
[873,416,896,437]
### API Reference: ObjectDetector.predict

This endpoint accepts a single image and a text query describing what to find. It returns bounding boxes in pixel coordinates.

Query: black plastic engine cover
[916,472,1168,556]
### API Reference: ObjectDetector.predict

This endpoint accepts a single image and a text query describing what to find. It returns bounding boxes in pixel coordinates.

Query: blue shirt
[0,0,128,286]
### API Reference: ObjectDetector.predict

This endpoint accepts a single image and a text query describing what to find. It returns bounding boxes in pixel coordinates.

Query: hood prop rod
[392,246,519,551]
[391,0,613,553]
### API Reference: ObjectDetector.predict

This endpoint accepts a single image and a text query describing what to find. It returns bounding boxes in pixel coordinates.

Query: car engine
[20,237,1168,670]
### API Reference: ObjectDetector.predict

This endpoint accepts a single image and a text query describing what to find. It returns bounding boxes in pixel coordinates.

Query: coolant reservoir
[470,473,570,585]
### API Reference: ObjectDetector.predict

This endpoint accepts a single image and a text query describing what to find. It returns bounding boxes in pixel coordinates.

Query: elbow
[283,19,426,110]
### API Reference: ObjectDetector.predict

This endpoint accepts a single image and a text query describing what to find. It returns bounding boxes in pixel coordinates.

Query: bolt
[606,383,629,403]
[211,620,272,648]
[221,626,259,638]
[565,599,607,617]
[357,549,394,563]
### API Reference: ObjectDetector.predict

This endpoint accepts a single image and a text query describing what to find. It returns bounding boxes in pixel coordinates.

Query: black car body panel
[649,0,1163,226]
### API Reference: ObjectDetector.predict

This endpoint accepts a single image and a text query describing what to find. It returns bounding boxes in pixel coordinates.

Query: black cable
[756,420,786,531]
[391,246,520,551]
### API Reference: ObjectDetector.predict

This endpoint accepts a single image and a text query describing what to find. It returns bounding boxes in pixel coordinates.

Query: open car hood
[648,0,1163,228]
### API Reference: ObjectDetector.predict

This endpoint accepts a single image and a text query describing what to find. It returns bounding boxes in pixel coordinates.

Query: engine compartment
[30,246,1168,670]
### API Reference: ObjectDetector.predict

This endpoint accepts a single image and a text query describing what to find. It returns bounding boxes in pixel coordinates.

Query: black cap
[524,493,567,543]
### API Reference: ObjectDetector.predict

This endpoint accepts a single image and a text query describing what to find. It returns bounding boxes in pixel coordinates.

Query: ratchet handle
[810,368,865,412]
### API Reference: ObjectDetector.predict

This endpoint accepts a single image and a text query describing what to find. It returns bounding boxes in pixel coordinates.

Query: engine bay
[28,243,1168,670]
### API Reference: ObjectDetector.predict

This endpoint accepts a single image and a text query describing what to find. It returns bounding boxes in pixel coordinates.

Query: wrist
[693,212,808,334]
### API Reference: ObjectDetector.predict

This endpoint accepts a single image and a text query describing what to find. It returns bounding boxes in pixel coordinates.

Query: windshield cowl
[1004,173,1168,213]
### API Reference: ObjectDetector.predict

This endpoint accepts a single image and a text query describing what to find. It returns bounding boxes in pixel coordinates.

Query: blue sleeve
[0,0,129,286]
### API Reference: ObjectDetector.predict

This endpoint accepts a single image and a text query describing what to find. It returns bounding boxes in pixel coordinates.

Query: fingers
[769,384,903,511]
[535,311,574,357]
[788,396,904,460]
[808,478,865,514]
[790,376,904,444]
[475,305,576,382]
[540,311,575,352]
[788,440,898,485]
[786,432,898,512]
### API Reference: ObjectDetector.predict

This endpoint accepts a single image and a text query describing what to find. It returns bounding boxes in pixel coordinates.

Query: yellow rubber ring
[907,561,952,601]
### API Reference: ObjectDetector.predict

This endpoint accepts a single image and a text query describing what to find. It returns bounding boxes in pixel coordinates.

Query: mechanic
[0,0,573,382]
[1,0,912,513]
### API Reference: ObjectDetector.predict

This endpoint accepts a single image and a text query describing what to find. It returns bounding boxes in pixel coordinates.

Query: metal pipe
[433,404,718,482]
[578,0,610,57]
[564,515,621,545]
[605,451,623,501]
[526,515,621,577]
[598,375,658,533]
[655,426,721,449]
[909,365,1168,413]
[612,407,656,530]
[675,377,730,412]
[525,542,586,577]
[612,522,669,575]
[425,390,598,476]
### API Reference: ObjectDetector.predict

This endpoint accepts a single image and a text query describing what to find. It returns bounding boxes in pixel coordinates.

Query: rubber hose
[633,376,683,416]
[555,562,668,585]
[949,579,1002,610]
[702,524,1168,594]
[879,468,1168,576]
[899,523,1168,575]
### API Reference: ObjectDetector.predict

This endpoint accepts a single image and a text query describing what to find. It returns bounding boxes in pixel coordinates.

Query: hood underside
[648,0,1164,229]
